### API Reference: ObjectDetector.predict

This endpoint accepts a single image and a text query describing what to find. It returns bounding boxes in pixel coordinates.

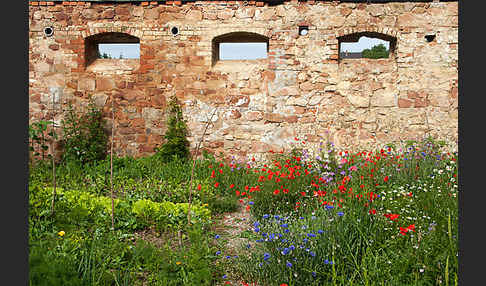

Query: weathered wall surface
[28,0,458,160]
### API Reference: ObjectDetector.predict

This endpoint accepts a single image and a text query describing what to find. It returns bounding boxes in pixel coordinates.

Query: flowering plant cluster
[210,138,458,285]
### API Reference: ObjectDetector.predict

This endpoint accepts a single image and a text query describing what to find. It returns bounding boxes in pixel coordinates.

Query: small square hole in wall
[425,34,436,43]
[299,26,309,36]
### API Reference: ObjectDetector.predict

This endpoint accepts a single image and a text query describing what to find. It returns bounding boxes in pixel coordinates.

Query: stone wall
[29,0,458,160]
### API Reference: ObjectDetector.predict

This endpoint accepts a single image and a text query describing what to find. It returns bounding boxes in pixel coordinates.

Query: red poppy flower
[230,184,235,189]
[369,209,377,215]
[273,189,280,195]
[214,182,219,188]
[197,184,202,191]
[407,224,415,232]
[384,213,399,221]
[384,176,389,182]
[280,284,289,286]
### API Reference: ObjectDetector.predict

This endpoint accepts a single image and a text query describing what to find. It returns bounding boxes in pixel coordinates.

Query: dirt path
[212,201,258,286]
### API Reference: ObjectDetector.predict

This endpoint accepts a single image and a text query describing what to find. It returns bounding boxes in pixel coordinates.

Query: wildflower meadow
[29,134,458,285]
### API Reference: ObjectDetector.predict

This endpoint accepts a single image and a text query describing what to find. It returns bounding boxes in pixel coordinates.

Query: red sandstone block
[141,1,149,6]
[166,0,173,4]
[256,2,264,7]
[39,1,47,5]
[249,1,256,5]
[77,1,85,6]
[62,1,69,5]
[174,0,182,5]
[30,2,39,6]
[150,1,158,5]
[46,1,55,5]
[398,98,413,108]
[329,54,339,60]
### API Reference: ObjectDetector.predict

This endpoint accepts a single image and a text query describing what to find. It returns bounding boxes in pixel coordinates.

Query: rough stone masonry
[28,0,458,161]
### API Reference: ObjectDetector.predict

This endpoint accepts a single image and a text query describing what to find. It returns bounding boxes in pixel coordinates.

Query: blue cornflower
[318,229,324,234]
[280,223,289,228]
[281,238,288,243]
[274,215,280,220]
[253,221,260,227]
[268,233,276,240]
[263,253,271,261]
[246,244,251,248]
[303,238,309,243]
[309,251,316,257]
[337,212,344,217]
[226,255,231,259]
[254,227,260,233]
[286,261,292,267]
[312,271,317,277]
[284,229,290,233]
[249,201,254,205]
[324,259,329,264]
[256,239,263,242]
[215,234,220,239]
[299,216,305,220]
[301,225,308,229]
[289,245,295,250]
[262,232,267,237]
[263,214,269,219]
[216,250,221,255]
[325,205,334,210]
[307,233,316,237]
[223,274,227,279]
[281,247,290,255]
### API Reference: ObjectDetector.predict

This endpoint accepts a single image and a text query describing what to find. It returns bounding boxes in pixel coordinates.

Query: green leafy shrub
[155,95,190,162]
[60,100,108,165]
[29,120,57,162]
[29,240,85,286]
[132,199,211,230]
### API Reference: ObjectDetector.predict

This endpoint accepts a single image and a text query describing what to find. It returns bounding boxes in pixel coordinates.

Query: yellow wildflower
[176,261,182,265]
[58,230,65,237]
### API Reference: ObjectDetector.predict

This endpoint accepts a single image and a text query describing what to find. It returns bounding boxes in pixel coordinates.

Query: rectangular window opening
[219,42,268,61]
[339,36,392,60]
[97,43,140,59]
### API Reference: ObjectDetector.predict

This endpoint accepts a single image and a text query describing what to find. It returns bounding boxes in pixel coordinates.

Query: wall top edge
[27,0,458,3]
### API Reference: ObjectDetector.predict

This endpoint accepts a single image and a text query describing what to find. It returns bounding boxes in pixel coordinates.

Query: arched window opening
[212,32,269,65]
[338,32,396,60]
[85,32,140,67]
